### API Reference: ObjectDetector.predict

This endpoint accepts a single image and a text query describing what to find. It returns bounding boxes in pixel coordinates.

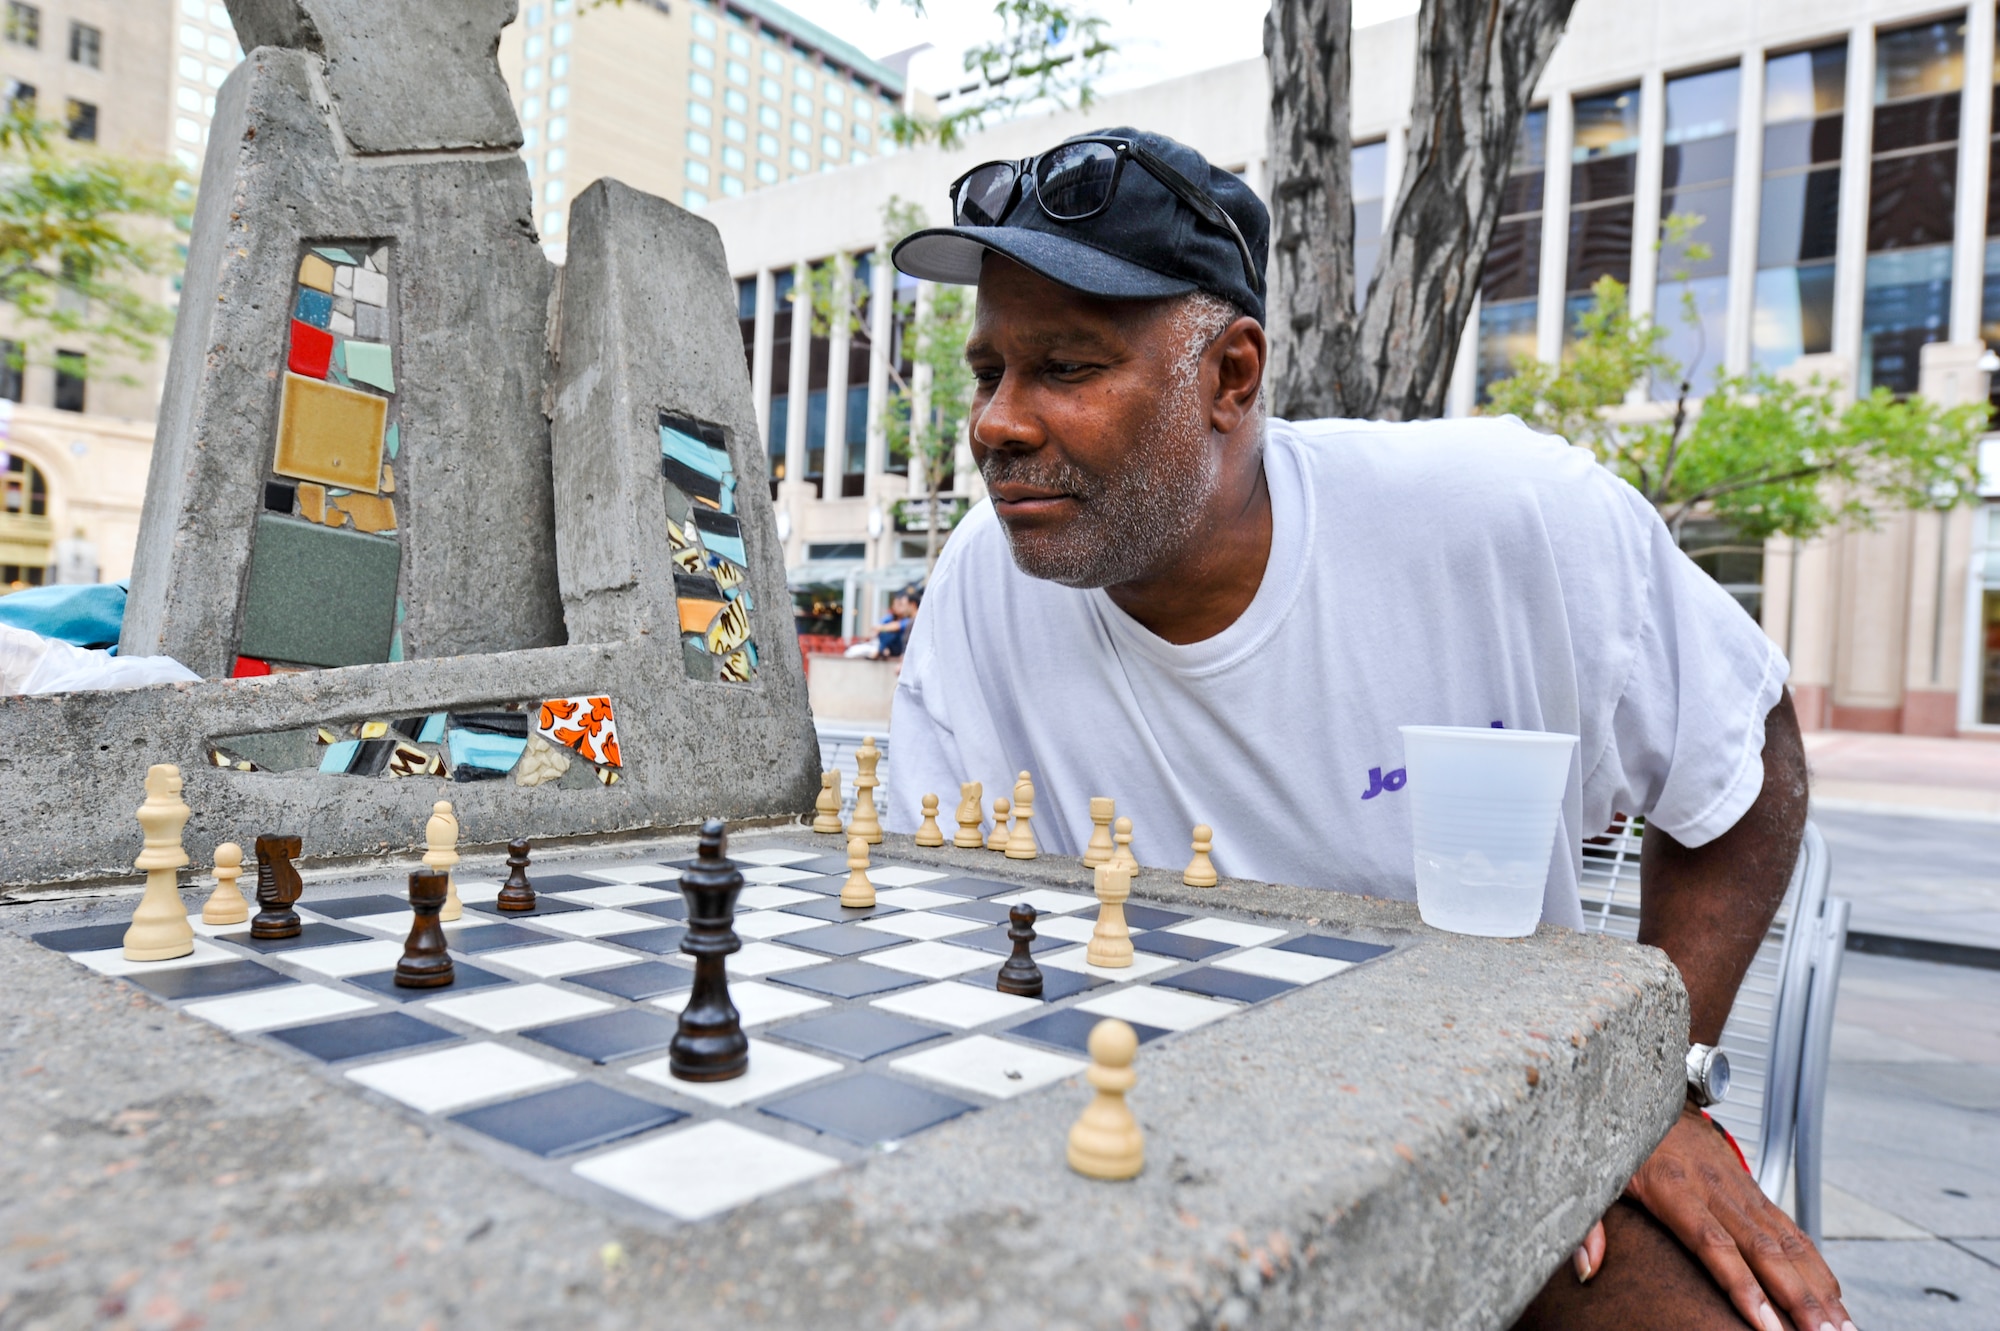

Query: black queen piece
[669,818,749,1081]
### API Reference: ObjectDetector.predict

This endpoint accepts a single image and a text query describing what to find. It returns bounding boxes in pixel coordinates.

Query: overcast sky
[776,0,1422,99]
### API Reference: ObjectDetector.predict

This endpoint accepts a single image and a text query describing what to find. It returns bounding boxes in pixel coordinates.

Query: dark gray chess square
[769,1009,947,1061]
[958,965,1104,1002]
[923,876,1022,899]
[1006,1008,1169,1054]
[450,1082,685,1158]
[470,896,585,919]
[1155,966,1296,1004]
[520,873,616,894]
[1123,904,1192,930]
[520,1009,681,1064]
[624,898,688,922]
[607,926,687,955]
[565,961,693,1001]
[268,1011,457,1063]
[760,1072,975,1146]
[951,924,1069,956]
[32,922,131,952]
[346,964,510,1002]
[450,922,553,953]
[1133,932,1231,962]
[125,959,291,1001]
[928,899,1014,925]
[220,922,369,953]
[783,853,861,875]
[783,923,900,958]
[1277,934,1394,963]
[777,896,902,923]
[775,960,923,1000]
[306,894,411,920]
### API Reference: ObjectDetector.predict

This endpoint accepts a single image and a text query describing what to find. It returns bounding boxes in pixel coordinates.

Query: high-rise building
[497,0,906,257]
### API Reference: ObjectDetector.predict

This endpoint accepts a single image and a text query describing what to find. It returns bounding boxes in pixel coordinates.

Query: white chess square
[280,938,408,979]
[1033,914,1100,944]
[346,1042,572,1114]
[1212,947,1351,984]
[1166,917,1287,948]
[865,866,949,888]
[892,1035,1086,1100]
[454,878,503,904]
[864,941,994,979]
[182,984,375,1033]
[186,912,247,938]
[480,940,635,979]
[735,910,820,940]
[425,981,613,1032]
[740,868,824,888]
[554,884,677,907]
[573,1120,839,1221]
[855,912,981,942]
[1077,986,1238,1031]
[650,979,828,1026]
[627,1038,840,1109]
[870,981,1040,1029]
[874,887,964,911]
[992,888,1096,915]
[529,909,658,939]
[74,938,236,976]
[731,848,824,867]
[1041,947,1179,981]
[730,941,820,976]
[579,865,682,885]
[736,884,819,909]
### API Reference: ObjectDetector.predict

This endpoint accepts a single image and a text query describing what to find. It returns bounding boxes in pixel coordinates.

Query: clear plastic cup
[1397,726,1579,937]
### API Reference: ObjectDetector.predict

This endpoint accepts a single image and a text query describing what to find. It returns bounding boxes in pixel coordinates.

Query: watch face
[1707,1048,1731,1103]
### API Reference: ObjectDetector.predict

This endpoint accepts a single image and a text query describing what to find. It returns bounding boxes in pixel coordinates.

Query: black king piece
[669,818,749,1081]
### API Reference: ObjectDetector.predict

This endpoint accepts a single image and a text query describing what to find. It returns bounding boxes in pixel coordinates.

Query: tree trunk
[1266,0,1578,422]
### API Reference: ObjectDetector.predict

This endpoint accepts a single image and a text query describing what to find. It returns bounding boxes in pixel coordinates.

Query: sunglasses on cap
[947,136,1264,297]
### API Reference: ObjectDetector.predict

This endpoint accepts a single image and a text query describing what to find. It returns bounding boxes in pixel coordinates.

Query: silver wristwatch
[1685,1043,1730,1107]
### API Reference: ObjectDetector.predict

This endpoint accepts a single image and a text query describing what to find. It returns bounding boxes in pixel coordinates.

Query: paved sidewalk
[1812,808,2000,953]
[1805,731,2000,819]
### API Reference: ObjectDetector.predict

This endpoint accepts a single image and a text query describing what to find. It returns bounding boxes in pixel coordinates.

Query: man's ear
[1209,317,1267,434]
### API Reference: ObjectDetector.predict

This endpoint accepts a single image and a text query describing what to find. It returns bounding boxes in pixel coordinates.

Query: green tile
[239,514,401,668]
[384,423,400,459]
[343,341,395,393]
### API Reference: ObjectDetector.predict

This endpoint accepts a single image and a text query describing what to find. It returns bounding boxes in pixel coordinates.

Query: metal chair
[815,723,891,825]
[1579,818,1849,1240]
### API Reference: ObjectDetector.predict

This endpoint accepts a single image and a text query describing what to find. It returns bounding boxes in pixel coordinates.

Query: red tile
[287,319,333,378]
[231,655,271,677]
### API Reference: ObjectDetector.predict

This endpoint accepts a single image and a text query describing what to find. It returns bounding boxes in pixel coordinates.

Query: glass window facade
[1754,42,1846,372]
[768,269,793,478]
[1654,65,1739,396]
[1477,107,1546,400]
[1567,85,1643,336]
[1352,140,1388,299]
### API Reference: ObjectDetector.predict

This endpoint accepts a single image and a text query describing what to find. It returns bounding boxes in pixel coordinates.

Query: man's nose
[973,368,1043,456]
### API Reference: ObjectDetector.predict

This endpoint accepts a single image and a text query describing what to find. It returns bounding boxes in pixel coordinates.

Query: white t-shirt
[885,416,1788,929]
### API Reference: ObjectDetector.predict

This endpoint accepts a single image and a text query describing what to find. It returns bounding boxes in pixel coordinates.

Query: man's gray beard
[981,381,1219,589]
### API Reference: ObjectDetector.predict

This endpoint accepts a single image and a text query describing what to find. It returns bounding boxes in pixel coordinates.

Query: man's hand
[1604,1104,1854,1331]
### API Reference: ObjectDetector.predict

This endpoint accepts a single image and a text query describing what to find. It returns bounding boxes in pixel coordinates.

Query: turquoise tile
[447,728,527,773]
[319,739,360,774]
[387,629,403,662]
[313,247,359,264]
[701,532,746,565]
[719,476,736,515]
[238,514,400,668]
[417,712,447,744]
[293,287,333,329]
[384,423,399,459]
[344,341,395,393]
[660,425,727,480]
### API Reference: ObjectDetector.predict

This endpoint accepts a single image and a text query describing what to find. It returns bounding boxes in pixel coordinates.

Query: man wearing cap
[882,127,1848,1331]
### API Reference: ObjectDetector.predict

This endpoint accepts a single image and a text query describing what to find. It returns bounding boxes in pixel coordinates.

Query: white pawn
[986,796,1011,852]
[1086,862,1133,968]
[424,800,462,921]
[915,793,946,847]
[124,764,195,962]
[201,841,250,926]
[841,835,875,908]
[1183,824,1218,888]
[1082,797,1116,868]
[1110,816,1138,874]
[1005,770,1039,860]
[953,781,985,849]
[1067,1018,1144,1180]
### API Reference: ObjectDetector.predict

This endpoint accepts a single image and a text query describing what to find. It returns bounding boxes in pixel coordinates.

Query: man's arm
[1613,692,1854,1331]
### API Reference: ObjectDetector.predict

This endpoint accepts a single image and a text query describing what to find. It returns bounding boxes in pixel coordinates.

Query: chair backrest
[1578,817,1831,1203]
[815,724,891,824]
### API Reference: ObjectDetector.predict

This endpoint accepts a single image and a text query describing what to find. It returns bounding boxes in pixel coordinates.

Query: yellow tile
[677,598,725,634]
[297,481,326,523]
[298,253,335,293]
[334,492,396,533]
[379,461,395,493]
[273,373,386,493]
[359,720,389,739]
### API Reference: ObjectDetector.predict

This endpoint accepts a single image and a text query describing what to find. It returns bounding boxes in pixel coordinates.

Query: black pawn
[249,833,304,940]
[996,903,1043,997]
[497,838,536,912]
[395,868,455,988]
[669,818,748,1082]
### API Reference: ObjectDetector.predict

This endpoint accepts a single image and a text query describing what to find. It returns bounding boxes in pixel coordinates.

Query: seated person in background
[882,127,1850,1331]
[844,585,922,660]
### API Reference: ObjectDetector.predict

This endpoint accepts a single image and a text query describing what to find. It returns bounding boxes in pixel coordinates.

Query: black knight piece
[996,902,1043,997]
[668,818,749,1081]
[395,868,456,988]
[249,833,305,939]
[497,837,537,912]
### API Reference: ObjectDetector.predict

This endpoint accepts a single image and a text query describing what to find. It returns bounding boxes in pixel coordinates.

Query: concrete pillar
[823,254,852,488]
[750,267,775,448]
[1772,352,1856,729]
[1906,342,1995,733]
[1628,69,1667,348]
[1952,2,1996,345]
[1536,93,1575,365]
[1447,294,1478,417]
[1724,50,1765,375]
[1830,22,1875,368]
[783,261,811,563]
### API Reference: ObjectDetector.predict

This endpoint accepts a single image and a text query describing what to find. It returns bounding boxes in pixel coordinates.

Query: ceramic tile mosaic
[536,696,621,767]
[238,514,401,669]
[272,374,387,492]
[661,411,759,684]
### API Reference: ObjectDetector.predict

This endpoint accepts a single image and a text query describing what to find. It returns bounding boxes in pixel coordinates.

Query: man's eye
[1047,361,1089,376]
[972,368,1002,384]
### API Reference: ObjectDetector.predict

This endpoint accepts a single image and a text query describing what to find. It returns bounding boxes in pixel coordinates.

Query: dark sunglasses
[948,136,1263,296]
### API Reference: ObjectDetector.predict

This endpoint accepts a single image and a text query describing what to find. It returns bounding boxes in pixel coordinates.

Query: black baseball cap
[892,127,1270,324]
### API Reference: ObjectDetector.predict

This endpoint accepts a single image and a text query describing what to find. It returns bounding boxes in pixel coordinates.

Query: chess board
[31,837,1392,1226]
